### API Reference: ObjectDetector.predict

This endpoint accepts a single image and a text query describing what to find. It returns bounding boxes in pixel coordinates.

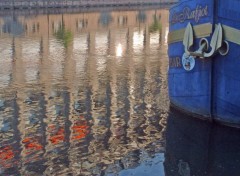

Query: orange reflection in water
[0,146,15,169]
[71,116,90,141]
[0,146,14,161]
[48,126,65,145]
[22,137,43,153]
[22,137,44,164]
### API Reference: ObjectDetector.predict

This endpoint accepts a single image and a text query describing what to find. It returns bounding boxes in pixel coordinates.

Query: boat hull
[213,0,240,125]
[168,0,240,126]
[168,0,214,119]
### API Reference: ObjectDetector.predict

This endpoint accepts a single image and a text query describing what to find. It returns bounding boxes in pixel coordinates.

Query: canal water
[1,7,240,176]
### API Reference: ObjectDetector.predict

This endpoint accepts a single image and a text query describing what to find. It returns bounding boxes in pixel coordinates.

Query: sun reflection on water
[116,43,123,57]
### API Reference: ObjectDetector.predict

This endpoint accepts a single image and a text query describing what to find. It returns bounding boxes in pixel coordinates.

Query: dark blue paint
[165,108,240,176]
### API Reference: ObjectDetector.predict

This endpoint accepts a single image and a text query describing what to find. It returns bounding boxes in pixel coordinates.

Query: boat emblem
[182,53,195,71]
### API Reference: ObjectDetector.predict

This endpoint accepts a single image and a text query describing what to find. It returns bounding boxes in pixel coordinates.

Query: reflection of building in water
[17,88,46,175]
[0,10,167,38]
[127,46,147,149]
[0,37,13,88]
[142,51,166,151]
[43,87,71,175]
[0,9,169,175]
[68,45,92,175]
[0,91,20,175]
[108,45,130,162]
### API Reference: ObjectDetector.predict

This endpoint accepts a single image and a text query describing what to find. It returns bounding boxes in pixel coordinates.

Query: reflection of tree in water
[55,27,73,48]
[149,13,162,33]
[0,94,21,175]
[54,17,73,48]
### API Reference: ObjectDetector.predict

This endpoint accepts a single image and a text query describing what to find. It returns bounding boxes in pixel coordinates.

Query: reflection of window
[24,23,40,33]
[32,24,36,33]
[30,23,40,33]
[71,116,89,141]
[98,12,112,27]
[49,126,65,145]
[0,146,14,164]
[37,23,40,32]
[52,21,62,33]
[0,22,2,35]
[136,11,146,23]
[118,16,127,26]
[2,17,24,35]
[76,19,88,30]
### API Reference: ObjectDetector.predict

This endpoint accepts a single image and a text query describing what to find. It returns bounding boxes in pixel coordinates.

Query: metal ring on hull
[219,40,229,56]
[199,38,209,52]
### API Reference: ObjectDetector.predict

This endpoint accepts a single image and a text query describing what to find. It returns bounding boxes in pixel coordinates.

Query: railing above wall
[0,0,178,10]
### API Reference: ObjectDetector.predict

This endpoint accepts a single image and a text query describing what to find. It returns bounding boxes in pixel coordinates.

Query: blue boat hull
[168,0,240,126]
[213,0,240,125]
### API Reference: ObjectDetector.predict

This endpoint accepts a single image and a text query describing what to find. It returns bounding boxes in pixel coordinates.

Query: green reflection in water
[149,14,162,33]
[54,23,73,48]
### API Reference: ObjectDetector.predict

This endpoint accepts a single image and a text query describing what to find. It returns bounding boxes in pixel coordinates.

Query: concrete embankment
[0,0,177,9]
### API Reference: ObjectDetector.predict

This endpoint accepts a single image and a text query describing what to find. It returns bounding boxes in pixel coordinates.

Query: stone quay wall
[0,0,178,9]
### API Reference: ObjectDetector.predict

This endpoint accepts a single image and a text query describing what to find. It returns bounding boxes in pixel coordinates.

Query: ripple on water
[0,8,169,175]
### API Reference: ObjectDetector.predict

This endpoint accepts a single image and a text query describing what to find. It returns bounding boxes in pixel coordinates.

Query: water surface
[0,8,169,175]
[1,7,240,176]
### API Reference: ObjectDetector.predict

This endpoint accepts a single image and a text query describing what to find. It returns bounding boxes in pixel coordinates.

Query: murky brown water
[0,7,169,175]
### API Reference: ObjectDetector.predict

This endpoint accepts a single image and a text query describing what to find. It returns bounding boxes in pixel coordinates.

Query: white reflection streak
[22,41,40,83]
[133,31,144,53]
[0,43,12,88]
[165,27,169,45]
[116,43,123,57]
